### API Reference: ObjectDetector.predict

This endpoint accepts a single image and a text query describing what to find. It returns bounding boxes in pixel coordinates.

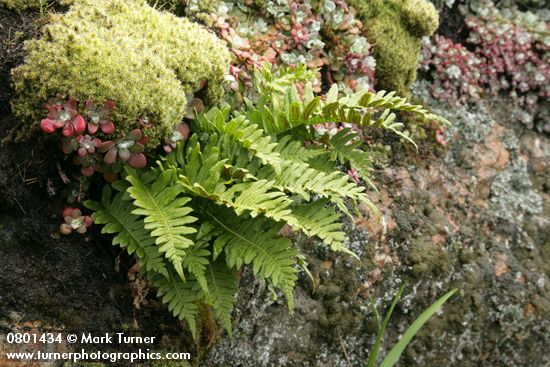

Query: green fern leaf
[286,199,357,258]
[148,267,200,338]
[201,259,238,335]
[219,180,293,220]
[182,241,211,294]
[206,207,298,310]
[126,168,197,280]
[84,186,167,277]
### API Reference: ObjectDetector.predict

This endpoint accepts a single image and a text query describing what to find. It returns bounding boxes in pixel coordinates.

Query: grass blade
[379,289,457,367]
[366,283,407,367]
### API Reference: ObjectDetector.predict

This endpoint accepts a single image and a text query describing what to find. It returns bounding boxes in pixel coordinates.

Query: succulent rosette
[59,207,92,235]
[84,99,116,134]
[40,97,86,136]
[164,122,190,153]
[98,129,147,168]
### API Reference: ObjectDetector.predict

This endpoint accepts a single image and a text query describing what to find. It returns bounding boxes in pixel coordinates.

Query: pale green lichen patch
[11,0,230,145]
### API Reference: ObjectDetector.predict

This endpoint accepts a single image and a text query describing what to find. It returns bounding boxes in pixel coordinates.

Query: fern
[205,207,298,310]
[126,168,197,280]
[202,258,239,335]
[147,266,201,338]
[84,186,168,277]
[86,62,445,338]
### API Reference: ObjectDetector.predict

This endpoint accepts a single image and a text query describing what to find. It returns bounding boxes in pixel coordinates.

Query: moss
[401,0,439,37]
[0,0,44,11]
[348,0,439,97]
[11,0,230,146]
[410,238,452,277]
[147,0,182,12]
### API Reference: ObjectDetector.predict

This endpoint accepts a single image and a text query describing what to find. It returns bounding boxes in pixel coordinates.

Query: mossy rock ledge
[10,0,230,146]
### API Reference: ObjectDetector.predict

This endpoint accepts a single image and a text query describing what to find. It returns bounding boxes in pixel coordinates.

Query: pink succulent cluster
[40,97,115,137]
[205,0,375,100]
[40,97,149,179]
[163,122,190,153]
[421,11,549,110]
[59,206,93,235]
[465,15,549,102]
[421,35,484,105]
[40,98,86,136]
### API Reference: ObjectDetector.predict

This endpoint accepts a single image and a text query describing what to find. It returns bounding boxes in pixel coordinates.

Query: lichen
[490,158,543,223]
[11,0,230,146]
[349,0,439,97]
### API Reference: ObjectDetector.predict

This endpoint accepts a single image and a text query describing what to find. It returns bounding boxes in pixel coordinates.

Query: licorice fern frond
[173,136,369,248]
[326,128,377,191]
[147,266,201,338]
[285,199,354,258]
[205,206,298,310]
[84,186,168,277]
[274,135,324,163]
[202,258,239,335]
[126,167,197,280]
[196,108,284,171]
[218,180,293,219]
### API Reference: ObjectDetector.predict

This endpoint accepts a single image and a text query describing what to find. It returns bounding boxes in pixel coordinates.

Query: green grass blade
[379,289,457,367]
[366,283,407,367]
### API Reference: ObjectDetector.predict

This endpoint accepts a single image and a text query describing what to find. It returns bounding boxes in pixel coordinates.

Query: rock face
[1,5,549,367]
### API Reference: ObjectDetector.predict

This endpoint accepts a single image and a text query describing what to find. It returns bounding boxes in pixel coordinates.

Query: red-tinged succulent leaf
[45,98,63,118]
[118,149,131,162]
[64,98,78,116]
[72,208,82,217]
[103,100,115,112]
[76,224,87,234]
[104,148,118,164]
[60,223,73,235]
[101,120,115,134]
[127,129,142,141]
[84,215,93,227]
[138,117,152,128]
[98,141,115,153]
[73,115,86,134]
[128,153,147,168]
[87,122,99,134]
[139,135,149,146]
[130,142,145,153]
[63,206,74,217]
[81,165,95,176]
[78,147,88,157]
[40,118,63,133]
[62,123,74,136]
[177,122,190,140]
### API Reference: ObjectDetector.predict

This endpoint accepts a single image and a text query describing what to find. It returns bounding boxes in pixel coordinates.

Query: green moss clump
[11,0,230,145]
[147,0,182,12]
[0,0,44,11]
[348,0,439,97]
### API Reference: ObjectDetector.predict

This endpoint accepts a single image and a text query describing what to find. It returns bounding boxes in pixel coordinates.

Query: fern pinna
[85,64,444,337]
